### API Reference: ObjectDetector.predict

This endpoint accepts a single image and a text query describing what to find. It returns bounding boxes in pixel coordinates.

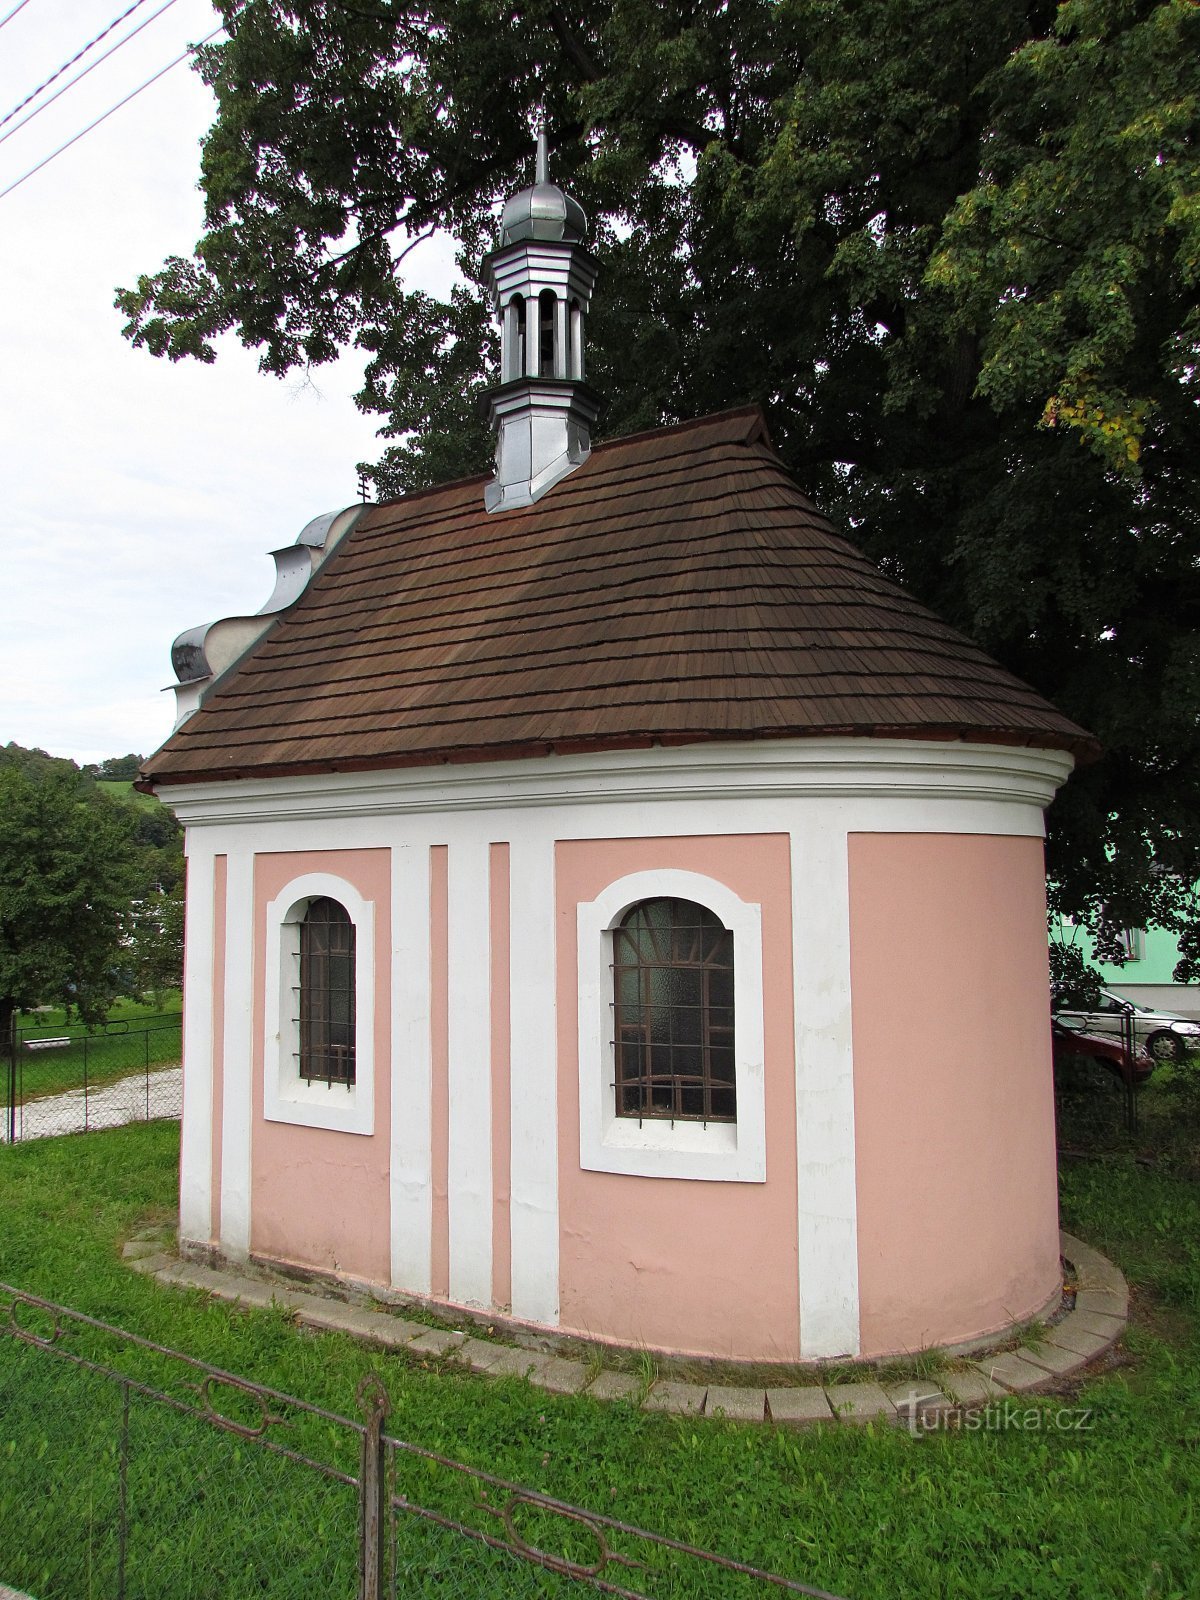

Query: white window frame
[263,871,375,1136]
[577,868,766,1182]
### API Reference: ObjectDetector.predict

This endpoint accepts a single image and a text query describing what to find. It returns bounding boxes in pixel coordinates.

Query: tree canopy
[0,764,140,1037]
[0,746,185,1031]
[117,0,1200,972]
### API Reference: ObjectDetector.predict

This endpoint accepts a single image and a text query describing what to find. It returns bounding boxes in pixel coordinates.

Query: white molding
[446,839,493,1305]
[219,851,255,1259]
[577,869,766,1183]
[507,833,559,1323]
[156,738,1075,826]
[391,845,433,1293]
[262,872,375,1137]
[178,842,215,1243]
[791,822,861,1358]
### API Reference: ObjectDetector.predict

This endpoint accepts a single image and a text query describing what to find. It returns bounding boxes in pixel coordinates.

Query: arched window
[538,289,557,377]
[298,897,356,1085]
[613,898,735,1123]
[508,292,526,379]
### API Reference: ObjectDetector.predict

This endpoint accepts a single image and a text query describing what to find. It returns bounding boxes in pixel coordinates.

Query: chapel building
[141,133,1092,1363]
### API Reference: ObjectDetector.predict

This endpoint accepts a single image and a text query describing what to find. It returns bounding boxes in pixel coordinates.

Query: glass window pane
[299,898,356,1085]
[612,898,736,1123]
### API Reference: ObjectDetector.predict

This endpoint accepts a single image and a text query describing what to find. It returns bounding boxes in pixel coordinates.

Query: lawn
[5,998,182,1106]
[0,1075,1197,1599]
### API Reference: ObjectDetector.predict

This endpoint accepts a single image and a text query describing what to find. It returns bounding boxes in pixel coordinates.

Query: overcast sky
[0,0,458,766]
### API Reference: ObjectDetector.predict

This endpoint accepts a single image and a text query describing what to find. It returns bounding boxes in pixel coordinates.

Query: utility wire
[0,24,225,203]
[0,0,155,130]
[0,0,34,33]
[0,0,181,149]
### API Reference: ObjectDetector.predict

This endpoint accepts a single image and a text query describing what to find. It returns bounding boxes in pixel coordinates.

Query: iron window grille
[297,897,356,1087]
[613,897,735,1124]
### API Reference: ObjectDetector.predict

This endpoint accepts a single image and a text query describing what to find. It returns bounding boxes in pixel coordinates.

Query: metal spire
[535,118,549,184]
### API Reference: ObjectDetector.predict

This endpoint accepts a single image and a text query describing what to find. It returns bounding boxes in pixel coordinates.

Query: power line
[0,0,34,32]
[0,0,157,132]
[0,0,181,150]
[0,24,226,204]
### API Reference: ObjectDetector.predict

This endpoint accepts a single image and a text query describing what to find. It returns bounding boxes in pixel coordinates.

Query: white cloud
[0,0,461,764]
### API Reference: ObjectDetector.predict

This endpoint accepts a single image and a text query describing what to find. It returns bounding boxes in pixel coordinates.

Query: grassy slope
[96,778,160,811]
[6,1001,181,1105]
[0,1109,1197,1599]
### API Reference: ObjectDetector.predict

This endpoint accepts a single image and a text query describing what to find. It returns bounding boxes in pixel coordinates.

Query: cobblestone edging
[126,1230,1127,1426]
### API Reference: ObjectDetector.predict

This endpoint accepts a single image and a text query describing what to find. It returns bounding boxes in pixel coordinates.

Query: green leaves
[0,763,141,1026]
[117,0,1200,963]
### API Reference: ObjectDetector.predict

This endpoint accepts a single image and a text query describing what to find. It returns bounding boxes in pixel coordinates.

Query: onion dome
[499,127,587,246]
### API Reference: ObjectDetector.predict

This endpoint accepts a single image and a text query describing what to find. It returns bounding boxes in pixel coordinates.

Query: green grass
[4,1016,181,1106]
[7,997,182,1106]
[0,1090,1198,1598]
[96,778,160,811]
[17,992,182,1032]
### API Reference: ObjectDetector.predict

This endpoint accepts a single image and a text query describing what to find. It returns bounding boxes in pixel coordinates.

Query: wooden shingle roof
[143,407,1094,785]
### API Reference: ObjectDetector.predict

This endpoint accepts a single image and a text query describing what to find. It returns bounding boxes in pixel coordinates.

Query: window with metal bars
[298,897,356,1087]
[613,897,735,1123]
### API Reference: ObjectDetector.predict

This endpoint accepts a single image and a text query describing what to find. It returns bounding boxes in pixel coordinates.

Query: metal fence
[0,1284,845,1600]
[3,1015,182,1144]
[1052,1004,1143,1134]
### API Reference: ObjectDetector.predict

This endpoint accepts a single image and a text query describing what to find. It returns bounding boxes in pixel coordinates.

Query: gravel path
[0,1066,181,1143]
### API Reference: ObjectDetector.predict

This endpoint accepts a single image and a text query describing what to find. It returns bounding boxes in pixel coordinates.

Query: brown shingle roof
[143,407,1094,785]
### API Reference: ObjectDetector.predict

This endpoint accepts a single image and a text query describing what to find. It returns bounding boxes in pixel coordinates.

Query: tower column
[571,302,584,380]
[482,125,601,512]
[502,300,521,382]
[554,296,569,380]
[526,298,541,378]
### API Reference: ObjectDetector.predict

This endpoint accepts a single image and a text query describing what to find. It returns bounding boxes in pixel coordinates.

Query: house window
[613,898,735,1123]
[576,867,766,1183]
[298,897,356,1086]
[264,871,374,1136]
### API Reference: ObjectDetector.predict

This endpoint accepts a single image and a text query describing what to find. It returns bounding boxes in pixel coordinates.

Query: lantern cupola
[482,125,601,512]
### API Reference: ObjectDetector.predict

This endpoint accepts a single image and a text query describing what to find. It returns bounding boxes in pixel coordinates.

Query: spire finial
[535,115,549,185]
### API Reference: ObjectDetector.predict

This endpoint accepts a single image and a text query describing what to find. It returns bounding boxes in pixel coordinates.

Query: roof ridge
[144,403,1096,785]
[362,407,769,519]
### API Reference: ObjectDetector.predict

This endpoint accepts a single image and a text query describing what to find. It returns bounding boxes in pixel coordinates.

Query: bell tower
[482,125,601,512]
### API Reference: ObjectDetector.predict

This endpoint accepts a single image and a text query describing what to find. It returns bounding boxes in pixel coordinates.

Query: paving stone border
[126,1229,1126,1427]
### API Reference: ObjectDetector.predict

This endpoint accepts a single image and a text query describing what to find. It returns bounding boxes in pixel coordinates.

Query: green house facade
[1053,917,1200,1019]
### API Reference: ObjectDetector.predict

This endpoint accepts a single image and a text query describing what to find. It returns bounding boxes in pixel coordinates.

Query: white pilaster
[391,844,433,1293]
[219,848,255,1260]
[178,842,215,1243]
[446,838,493,1304]
[791,813,861,1357]
[507,831,560,1323]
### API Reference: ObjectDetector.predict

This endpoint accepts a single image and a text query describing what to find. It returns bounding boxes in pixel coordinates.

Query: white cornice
[156,738,1075,827]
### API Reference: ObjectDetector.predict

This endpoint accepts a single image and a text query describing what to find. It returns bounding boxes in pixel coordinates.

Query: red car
[1052,1018,1154,1089]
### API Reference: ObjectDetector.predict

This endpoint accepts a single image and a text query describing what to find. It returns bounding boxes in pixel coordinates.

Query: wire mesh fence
[3,1015,182,1143]
[0,1284,846,1600]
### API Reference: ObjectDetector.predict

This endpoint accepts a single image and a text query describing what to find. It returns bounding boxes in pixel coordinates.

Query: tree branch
[547,8,601,83]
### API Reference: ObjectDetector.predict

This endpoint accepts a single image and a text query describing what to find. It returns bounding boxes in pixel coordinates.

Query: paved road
[0,1066,181,1144]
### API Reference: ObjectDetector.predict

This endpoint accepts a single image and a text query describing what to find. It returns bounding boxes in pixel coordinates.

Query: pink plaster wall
[849,832,1061,1358]
[429,845,450,1299]
[209,853,227,1245]
[250,849,392,1284]
[490,843,513,1311]
[555,835,800,1360]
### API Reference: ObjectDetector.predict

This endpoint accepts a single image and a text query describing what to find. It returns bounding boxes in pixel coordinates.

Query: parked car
[1052,987,1200,1062]
[1051,1018,1155,1090]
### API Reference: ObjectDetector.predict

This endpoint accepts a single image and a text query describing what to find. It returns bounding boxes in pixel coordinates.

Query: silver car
[1053,988,1200,1062]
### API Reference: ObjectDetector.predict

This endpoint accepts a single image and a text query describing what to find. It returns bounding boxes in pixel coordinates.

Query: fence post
[117,1380,131,1600]
[144,1028,150,1121]
[357,1375,390,1600]
[83,1034,90,1131]
[6,1013,15,1147]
